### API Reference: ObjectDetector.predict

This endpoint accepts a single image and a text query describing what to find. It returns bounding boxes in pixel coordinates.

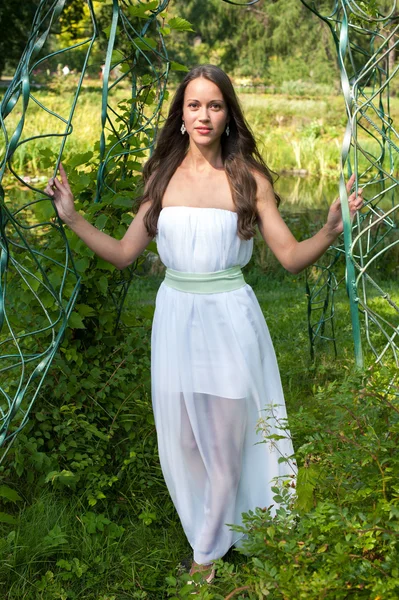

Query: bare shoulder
[251,169,278,213]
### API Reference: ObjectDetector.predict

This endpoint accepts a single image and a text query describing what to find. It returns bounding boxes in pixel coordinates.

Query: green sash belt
[164,265,246,294]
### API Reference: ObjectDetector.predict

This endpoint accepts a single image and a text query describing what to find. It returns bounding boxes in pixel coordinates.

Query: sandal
[187,561,215,586]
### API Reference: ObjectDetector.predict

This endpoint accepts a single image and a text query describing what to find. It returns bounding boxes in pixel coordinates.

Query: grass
[1,82,399,598]
[1,264,398,599]
[2,81,399,181]
[1,486,188,598]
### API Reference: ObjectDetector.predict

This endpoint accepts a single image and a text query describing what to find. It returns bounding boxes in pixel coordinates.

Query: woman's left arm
[255,173,363,275]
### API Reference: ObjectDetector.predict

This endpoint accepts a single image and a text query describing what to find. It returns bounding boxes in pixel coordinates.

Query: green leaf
[95,214,108,230]
[26,275,41,292]
[133,37,157,51]
[168,17,194,32]
[43,524,68,546]
[146,241,158,254]
[39,148,57,169]
[128,1,158,18]
[97,275,108,295]
[126,160,142,172]
[141,305,154,319]
[72,173,92,192]
[252,557,264,569]
[35,199,56,221]
[96,258,115,271]
[119,63,131,74]
[69,312,85,329]
[103,24,120,39]
[128,6,147,18]
[111,49,125,64]
[273,495,284,503]
[142,90,156,105]
[295,465,318,512]
[0,512,17,524]
[66,152,93,169]
[75,304,96,318]
[85,424,109,441]
[74,257,90,273]
[113,197,133,208]
[45,470,75,484]
[121,213,133,226]
[0,485,22,503]
[170,61,189,72]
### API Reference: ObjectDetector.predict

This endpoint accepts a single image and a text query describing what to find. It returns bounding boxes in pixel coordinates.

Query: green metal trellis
[303,0,399,369]
[0,0,170,455]
[0,0,398,459]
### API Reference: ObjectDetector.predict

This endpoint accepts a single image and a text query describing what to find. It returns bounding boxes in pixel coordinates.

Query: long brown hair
[140,64,280,240]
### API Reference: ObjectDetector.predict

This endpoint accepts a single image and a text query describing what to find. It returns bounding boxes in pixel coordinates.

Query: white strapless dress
[151,206,296,565]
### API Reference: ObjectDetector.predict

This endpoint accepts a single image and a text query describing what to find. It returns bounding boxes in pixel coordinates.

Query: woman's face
[182,77,229,145]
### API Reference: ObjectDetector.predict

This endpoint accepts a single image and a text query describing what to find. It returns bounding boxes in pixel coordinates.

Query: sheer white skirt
[151,281,296,564]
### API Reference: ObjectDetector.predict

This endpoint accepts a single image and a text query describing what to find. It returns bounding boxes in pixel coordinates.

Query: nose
[198,106,210,121]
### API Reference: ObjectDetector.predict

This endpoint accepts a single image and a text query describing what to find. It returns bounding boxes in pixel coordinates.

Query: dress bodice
[156,206,253,273]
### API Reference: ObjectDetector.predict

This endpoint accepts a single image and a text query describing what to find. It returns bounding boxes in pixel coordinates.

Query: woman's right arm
[45,163,153,270]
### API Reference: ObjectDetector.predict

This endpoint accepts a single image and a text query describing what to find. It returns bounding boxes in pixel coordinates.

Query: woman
[45,64,363,585]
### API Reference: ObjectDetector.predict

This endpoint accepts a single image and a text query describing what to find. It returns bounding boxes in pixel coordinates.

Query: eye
[188,102,198,108]
[210,103,222,110]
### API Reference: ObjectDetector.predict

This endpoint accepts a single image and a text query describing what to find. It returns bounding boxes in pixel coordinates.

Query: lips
[196,127,212,134]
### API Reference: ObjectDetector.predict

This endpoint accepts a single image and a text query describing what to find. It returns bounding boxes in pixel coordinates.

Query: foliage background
[1,1,399,599]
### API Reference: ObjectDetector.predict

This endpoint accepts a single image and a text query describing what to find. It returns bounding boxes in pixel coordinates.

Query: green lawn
[1,82,399,598]
[2,83,398,180]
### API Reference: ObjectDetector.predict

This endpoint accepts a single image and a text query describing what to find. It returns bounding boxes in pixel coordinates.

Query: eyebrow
[186,98,225,102]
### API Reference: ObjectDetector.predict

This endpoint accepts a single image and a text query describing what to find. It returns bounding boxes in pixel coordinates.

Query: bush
[173,364,399,600]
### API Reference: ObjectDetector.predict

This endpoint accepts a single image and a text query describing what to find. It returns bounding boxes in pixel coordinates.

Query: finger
[346,173,356,193]
[331,197,343,213]
[350,197,363,211]
[44,185,54,197]
[348,188,363,203]
[58,162,71,189]
[52,177,63,190]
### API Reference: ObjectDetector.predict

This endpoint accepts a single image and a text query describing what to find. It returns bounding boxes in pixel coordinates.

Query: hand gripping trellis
[302,1,399,370]
[0,0,398,459]
[0,0,171,456]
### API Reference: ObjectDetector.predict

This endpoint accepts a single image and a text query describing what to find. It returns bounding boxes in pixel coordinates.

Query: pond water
[277,175,398,216]
[2,174,397,221]
[276,175,337,214]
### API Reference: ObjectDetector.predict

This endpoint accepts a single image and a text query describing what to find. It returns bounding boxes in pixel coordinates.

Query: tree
[0,1,39,78]
[0,0,86,79]
[167,0,338,84]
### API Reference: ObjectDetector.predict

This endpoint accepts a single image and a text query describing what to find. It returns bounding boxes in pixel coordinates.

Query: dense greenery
[168,363,399,599]
[1,1,399,598]
[0,0,87,78]
[1,155,398,597]
[169,0,338,86]
[1,256,398,598]
[1,0,395,89]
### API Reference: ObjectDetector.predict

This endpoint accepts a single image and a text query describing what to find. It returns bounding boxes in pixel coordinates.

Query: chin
[191,133,221,144]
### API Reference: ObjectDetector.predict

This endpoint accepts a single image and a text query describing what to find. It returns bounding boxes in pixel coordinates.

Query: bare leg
[192,393,247,564]
[180,393,207,496]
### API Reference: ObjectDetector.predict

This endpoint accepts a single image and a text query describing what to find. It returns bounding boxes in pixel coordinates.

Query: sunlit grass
[3,84,398,180]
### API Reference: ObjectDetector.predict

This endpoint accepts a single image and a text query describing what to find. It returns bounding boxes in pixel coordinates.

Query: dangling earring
[181,122,186,135]
[226,124,230,136]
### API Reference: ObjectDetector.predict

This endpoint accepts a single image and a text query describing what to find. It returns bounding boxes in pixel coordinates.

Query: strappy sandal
[187,561,215,587]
